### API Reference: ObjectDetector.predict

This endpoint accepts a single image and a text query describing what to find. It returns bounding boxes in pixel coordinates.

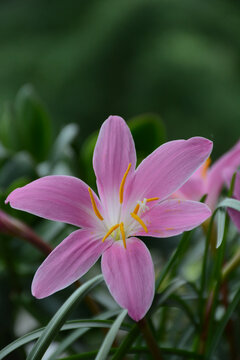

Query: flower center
[88,163,159,249]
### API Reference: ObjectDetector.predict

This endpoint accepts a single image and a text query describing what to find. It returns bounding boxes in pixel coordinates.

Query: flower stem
[138,317,164,360]
[222,247,240,280]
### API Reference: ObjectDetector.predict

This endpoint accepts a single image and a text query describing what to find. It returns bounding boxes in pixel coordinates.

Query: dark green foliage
[1,1,240,358]
[0,1,240,156]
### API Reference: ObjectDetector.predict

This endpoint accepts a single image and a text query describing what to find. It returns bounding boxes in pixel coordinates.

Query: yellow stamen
[120,222,126,249]
[133,203,140,214]
[133,197,159,215]
[131,212,148,233]
[119,163,132,204]
[88,187,104,221]
[201,158,211,179]
[166,227,174,231]
[146,197,159,202]
[102,224,119,242]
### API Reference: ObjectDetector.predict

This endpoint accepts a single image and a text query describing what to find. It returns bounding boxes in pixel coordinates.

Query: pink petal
[93,116,136,213]
[5,176,103,229]
[101,238,155,321]
[126,137,212,206]
[228,172,240,232]
[207,140,240,209]
[32,229,112,298]
[173,165,206,201]
[136,199,211,237]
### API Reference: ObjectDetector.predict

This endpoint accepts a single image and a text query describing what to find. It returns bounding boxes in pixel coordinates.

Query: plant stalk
[138,317,164,360]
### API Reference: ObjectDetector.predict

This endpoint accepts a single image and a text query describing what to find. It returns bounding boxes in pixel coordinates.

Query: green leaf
[111,324,139,360]
[51,124,79,163]
[128,113,166,161]
[216,208,226,248]
[0,152,35,190]
[155,230,192,291]
[57,346,204,359]
[14,84,52,162]
[80,131,98,188]
[206,288,240,359]
[26,275,103,360]
[218,197,240,212]
[95,309,128,360]
[0,103,19,150]
[0,318,130,360]
[48,310,122,360]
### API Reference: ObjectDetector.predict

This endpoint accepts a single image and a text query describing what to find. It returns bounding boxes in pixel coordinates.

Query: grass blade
[0,319,130,360]
[218,198,240,211]
[206,288,240,359]
[95,309,128,360]
[48,310,121,360]
[27,275,103,360]
[216,208,226,248]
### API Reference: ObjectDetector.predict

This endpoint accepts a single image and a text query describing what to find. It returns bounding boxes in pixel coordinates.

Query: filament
[102,224,119,242]
[119,222,126,249]
[131,212,148,233]
[88,187,104,221]
[119,163,132,204]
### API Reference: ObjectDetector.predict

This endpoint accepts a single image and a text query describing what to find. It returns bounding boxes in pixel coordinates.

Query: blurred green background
[1,0,240,357]
[1,0,240,153]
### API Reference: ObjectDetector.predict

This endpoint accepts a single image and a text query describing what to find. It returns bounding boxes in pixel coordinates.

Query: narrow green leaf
[218,198,240,212]
[27,275,103,360]
[57,346,203,359]
[111,324,139,360]
[0,318,130,360]
[95,309,128,360]
[216,208,226,248]
[205,214,230,353]
[48,310,122,360]
[155,230,192,291]
[169,294,199,329]
[153,278,186,312]
[206,288,240,359]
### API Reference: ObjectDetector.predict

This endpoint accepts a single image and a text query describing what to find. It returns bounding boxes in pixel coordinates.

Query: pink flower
[226,171,240,232]
[174,141,240,210]
[5,116,212,321]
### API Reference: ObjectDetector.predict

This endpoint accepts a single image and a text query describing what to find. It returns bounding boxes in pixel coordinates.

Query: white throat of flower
[88,163,159,249]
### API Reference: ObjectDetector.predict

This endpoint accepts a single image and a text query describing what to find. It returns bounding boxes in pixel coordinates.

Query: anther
[131,212,148,233]
[119,163,132,204]
[119,222,126,249]
[102,224,120,243]
[201,158,211,179]
[88,187,104,221]
[133,203,140,215]
[147,197,159,202]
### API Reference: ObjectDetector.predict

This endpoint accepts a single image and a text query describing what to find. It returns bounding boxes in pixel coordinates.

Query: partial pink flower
[225,171,240,232]
[174,141,240,210]
[5,116,212,321]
